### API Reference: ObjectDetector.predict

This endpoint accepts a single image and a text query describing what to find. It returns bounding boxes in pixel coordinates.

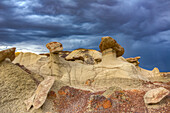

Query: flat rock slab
[144,87,169,104]
[25,76,55,111]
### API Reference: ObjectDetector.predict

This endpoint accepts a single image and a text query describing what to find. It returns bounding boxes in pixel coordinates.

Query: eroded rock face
[99,36,124,57]
[126,56,141,66]
[144,87,169,104]
[65,48,102,64]
[46,42,63,53]
[0,47,16,62]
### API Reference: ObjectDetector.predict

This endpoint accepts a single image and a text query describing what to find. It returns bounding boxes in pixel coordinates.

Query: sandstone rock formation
[0,47,16,62]
[144,87,169,104]
[126,56,141,66]
[1,36,169,113]
[13,37,149,89]
[99,36,124,57]
[65,48,102,64]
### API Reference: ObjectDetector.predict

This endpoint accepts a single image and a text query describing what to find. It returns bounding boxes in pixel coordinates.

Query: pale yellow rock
[33,76,55,109]
[137,66,161,78]
[144,87,169,104]
[25,76,55,111]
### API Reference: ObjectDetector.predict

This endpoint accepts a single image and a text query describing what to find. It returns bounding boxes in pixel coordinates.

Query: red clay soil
[47,83,170,113]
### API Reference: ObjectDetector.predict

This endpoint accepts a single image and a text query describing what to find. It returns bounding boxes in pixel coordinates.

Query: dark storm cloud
[0,0,170,71]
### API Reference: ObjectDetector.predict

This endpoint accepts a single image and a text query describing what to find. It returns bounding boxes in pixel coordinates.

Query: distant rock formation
[13,36,153,88]
[65,48,102,64]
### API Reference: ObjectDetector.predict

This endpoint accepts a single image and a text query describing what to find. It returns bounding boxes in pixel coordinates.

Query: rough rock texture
[99,36,124,57]
[0,48,16,62]
[46,42,63,53]
[137,67,161,79]
[65,48,102,64]
[25,76,55,111]
[0,61,38,113]
[126,56,141,66]
[13,52,48,76]
[144,87,169,104]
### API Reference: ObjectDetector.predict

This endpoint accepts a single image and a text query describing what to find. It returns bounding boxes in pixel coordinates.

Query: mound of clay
[0,61,39,113]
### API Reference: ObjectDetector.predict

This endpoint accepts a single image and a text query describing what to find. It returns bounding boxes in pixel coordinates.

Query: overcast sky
[0,0,170,71]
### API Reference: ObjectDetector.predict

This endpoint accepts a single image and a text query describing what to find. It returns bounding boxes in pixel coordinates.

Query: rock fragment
[25,76,55,111]
[0,47,16,62]
[144,87,169,104]
[126,56,141,66]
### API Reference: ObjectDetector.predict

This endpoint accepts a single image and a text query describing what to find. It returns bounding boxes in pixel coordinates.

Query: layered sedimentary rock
[13,36,151,89]
[2,36,169,113]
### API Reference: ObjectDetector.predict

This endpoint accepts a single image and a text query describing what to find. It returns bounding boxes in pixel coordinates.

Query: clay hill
[0,36,169,113]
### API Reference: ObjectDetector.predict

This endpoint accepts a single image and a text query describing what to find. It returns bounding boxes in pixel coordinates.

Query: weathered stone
[25,76,55,110]
[0,47,16,62]
[65,48,102,64]
[99,36,124,57]
[46,42,63,53]
[126,56,141,66]
[144,87,169,104]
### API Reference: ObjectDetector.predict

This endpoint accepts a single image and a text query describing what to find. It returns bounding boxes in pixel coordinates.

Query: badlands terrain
[0,36,169,113]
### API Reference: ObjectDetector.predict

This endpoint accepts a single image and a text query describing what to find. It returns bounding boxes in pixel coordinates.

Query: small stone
[144,87,169,104]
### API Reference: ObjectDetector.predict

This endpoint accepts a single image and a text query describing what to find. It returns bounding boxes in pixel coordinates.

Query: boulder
[99,36,124,57]
[65,48,102,64]
[46,42,63,53]
[126,56,141,66]
[0,47,16,62]
[144,87,169,104]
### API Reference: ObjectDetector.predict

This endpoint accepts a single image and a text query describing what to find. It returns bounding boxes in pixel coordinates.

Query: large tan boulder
[0,47,16,62]
[99,36,124,57]
[144,87,169,104]
[65,48,102,64]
